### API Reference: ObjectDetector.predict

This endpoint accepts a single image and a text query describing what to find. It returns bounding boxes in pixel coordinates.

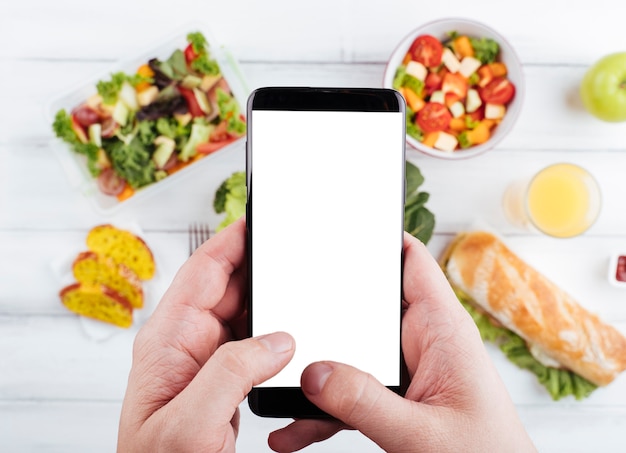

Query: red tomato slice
[409,35,443,67]
[425,72,442,88]
[70,114,89,144]
[97,168,126,196]
[467,106,485,122]
[479,77,516,104]
[177,86,205,117]
[184,43,198,64]
[100,117,119,138]
[196,136,238,154]
[72,104,100,128]
[417,102,452,133]
[424,72,443,96]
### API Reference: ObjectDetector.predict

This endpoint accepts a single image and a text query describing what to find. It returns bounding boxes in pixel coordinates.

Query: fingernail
[258,332,293,353]
[302,362,334,395]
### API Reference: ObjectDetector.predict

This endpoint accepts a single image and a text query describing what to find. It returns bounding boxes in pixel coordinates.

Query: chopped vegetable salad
[53,31,246,201]
[393,31,516,153]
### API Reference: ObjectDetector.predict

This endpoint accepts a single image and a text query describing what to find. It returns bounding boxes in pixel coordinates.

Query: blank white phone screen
[251,109,403,387]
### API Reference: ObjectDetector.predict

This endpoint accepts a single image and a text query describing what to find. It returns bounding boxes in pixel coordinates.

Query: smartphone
[246,87,405,418]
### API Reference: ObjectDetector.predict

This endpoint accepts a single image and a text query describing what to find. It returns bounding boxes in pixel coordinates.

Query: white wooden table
[2,1,626,451]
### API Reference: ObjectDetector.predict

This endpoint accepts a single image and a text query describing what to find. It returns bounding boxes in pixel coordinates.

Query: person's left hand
[117,218,295,452]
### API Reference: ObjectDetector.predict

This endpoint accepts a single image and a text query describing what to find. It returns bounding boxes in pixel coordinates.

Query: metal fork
[188,223,211,256]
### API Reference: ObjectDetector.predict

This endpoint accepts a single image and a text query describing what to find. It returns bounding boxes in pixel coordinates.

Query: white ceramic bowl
[383,18,524,159]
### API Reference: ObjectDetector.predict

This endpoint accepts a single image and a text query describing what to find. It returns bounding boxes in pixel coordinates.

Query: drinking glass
[502,163,601,238]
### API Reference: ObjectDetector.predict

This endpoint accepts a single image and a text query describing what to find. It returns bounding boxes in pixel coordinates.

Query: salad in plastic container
[49,25,249,214]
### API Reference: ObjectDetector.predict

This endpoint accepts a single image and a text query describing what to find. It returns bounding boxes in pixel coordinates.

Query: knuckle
[333,371,381,426]
[213,341,254,391]
[215,342,248,374]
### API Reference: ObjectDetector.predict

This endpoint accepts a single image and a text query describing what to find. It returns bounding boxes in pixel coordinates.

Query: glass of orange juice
[502,163,601,238]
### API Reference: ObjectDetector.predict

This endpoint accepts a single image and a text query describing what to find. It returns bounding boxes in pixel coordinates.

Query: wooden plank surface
[3,1,626,451]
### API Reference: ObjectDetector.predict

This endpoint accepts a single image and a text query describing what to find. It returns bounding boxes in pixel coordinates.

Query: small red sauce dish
[608,253,626,287]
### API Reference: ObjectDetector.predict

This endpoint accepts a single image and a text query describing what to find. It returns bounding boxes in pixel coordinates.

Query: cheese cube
[430,90,445,104]
[137,86,159,107]
[459,56,482,78]
[434,131,458,152]
[119,81,139,111]
[449,101,465,118]
[86,93,104,109]
[406,60,427,81]
[200,74,222,91]
[466,88,482,113]
[112,100,129,127]
[441,48,461,73]
[485,103,506,119]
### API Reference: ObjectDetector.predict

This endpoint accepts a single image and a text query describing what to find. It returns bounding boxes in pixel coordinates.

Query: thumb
[301,361,428,452]
[171,332,295,428]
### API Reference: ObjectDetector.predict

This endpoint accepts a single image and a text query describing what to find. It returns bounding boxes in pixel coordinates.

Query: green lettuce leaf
[214,171,246,231]
[212,162,436,246]
[453,287,598,400]
[469,37,500,64]
[96,72,150,105]
[107,137,155,189]
[217,88,246,136]
[52,109,100,176]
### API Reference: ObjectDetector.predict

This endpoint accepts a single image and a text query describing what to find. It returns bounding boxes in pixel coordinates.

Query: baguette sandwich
[441,230,626,400]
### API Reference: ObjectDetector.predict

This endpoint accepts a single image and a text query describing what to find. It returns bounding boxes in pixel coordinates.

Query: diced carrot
[135,82,152,93]
[403,87,426,112]
[453,35,474,58]
[449,117,466,132]
[116,185,135,202]
[482,119,497,129]
[402,52,412,66]
[488,62,507,77]
[442,72,468,98]
[467,121,491,145]
[422,131,439,148]
[444,92,461,108]
[135,64,155,92]
[477,65,493,88]
[137,64,154,78]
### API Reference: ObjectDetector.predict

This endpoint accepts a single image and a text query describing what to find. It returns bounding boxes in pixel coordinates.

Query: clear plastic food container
[47,23,249,215]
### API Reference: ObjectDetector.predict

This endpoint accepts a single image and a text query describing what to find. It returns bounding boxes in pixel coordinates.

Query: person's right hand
[268,232,536,453]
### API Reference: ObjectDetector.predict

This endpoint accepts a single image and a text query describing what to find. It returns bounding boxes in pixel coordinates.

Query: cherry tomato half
[479,77,516,104]
[409,35,443,67]
[417,102,452,133]
[97,168,126,196]
[100,117,119,138]
[72,104,100,128]
[196,136,238,155]
[424,72,443,96]
[184,43,198,64]
[177,86,205,117]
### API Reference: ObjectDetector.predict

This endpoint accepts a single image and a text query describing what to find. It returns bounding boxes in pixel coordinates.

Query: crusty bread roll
[443,230,626,387]
[72,251,144,309]
[86,225,155,280]
[59,283,133,328]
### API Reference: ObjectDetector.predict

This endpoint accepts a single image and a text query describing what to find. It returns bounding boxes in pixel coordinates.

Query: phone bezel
[245,87,406,418]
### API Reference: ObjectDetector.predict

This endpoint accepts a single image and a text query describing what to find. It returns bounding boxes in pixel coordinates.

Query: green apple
[580,52,626,122]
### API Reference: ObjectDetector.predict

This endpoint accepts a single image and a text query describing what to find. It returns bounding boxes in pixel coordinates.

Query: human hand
[269,232,536,453]
[117,217,295,452]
